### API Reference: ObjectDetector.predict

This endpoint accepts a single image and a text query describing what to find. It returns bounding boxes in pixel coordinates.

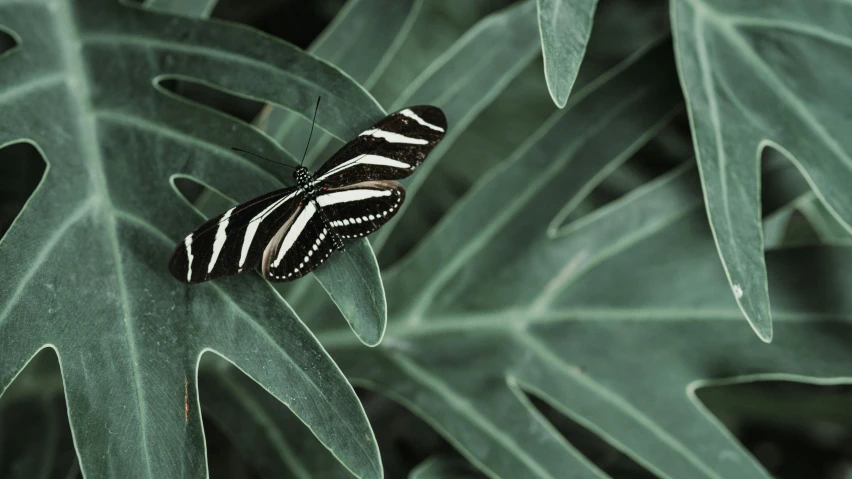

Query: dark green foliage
[2,0,851,478]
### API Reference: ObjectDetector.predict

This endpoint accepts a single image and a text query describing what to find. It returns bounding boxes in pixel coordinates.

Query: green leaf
[369,0,513,108]
[372,0,543,261]
[0,0,383,477]
[201,15,852,478]
[148,0,391,350]
[314,239,387,346]
[536,0,598,108]
[670,0,852,342]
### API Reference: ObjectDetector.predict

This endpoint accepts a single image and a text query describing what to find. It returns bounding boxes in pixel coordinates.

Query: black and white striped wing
[261,181,406,282]
[314,106,446,187]
[169,187,301,284]
[262,201,336,282]
[317,181,406,241]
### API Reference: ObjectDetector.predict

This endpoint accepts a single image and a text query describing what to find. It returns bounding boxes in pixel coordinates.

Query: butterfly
[168,104,447,284]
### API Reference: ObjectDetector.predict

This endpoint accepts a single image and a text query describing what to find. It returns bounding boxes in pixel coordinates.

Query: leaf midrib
[53,1,155,476]
[317,307,850,349]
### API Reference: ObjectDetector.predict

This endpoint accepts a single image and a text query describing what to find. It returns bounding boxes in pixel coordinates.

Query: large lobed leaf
[671,0,852,341]
[188,1,852,477]
[210,33,852,477]
[0,0,387,476]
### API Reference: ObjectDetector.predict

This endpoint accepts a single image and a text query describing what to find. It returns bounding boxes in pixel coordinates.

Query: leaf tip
[354,321,386,347]
[753,321,773,344]
[734,286,773,343]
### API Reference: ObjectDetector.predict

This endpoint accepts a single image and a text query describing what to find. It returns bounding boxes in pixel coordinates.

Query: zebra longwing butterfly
[168,104,446,284]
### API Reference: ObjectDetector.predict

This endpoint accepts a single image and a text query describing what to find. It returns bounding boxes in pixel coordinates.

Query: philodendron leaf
[536,0,598,108]
[0,0,384,477]
[207,35,852,478]
[671,0,852,342]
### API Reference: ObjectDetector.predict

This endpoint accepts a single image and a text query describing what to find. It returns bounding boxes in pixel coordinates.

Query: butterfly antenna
[301,96,321,167]
[231,148,297,170]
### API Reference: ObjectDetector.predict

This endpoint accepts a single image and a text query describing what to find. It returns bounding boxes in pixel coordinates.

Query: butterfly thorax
[293,167,318,196]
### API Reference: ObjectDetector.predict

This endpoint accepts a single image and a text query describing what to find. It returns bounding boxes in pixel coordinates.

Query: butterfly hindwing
[262,201,335,282]
[314,106,446,188]
[169,187,300,284]
[317,181,406,241]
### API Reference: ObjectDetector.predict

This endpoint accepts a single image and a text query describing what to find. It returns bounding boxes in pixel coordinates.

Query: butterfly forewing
[262,202,335,282]
[169,187,300,283]
[317,181,405,241]
[314,106,446,188]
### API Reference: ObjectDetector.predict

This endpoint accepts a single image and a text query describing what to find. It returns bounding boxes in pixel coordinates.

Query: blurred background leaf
[671,0,852,342]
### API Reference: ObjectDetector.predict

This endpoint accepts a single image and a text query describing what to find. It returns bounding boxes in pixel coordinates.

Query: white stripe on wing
[359,128,428,145]
[317,189,392,207]
[400,109,444,132]
[184,234,194,282]
[272,202,317,268]
[208,207,235,273]
[239,191,299,268]
[316,154,411,182]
